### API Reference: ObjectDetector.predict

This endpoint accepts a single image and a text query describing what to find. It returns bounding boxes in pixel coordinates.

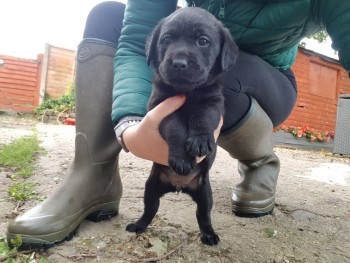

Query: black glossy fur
[126,7,238,245]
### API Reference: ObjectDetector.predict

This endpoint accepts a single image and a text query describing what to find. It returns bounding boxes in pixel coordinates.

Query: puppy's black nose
[172,59,188,70]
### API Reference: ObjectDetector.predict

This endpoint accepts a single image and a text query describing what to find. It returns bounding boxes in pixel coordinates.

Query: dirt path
[1,115,350,263]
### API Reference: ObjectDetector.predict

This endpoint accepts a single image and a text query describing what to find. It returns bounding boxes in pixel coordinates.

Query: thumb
[147,95,186,125]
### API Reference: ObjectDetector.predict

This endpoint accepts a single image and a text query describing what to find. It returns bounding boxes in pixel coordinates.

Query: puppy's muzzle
[161,53,207,90]
[172,58,189,71]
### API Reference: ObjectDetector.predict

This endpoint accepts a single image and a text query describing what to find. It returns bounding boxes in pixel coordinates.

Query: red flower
[302,125,309,133]
[297,130,303,138]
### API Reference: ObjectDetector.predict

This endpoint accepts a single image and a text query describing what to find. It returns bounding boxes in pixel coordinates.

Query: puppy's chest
[178,100,199,117]
[175,96,221,121]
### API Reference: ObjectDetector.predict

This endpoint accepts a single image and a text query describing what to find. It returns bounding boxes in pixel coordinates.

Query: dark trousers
[83,1,297,130]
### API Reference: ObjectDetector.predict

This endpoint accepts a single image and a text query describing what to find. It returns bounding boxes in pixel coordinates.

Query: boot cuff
[79,38,118,49]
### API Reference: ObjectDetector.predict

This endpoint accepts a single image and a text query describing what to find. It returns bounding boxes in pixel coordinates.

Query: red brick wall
[0,55,43,112]
[282,48,350,132]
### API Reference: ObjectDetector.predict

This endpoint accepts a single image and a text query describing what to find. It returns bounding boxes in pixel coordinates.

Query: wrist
[114,116,143,152]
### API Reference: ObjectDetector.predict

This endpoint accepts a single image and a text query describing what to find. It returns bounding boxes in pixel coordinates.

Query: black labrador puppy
[126,7,238,246]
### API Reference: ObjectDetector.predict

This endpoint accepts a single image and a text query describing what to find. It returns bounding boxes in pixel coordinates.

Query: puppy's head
[146,7,238,92]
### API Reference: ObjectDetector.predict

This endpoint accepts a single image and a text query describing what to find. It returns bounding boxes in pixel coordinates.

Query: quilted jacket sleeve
[111,0,178,125]
[321,0,350,73]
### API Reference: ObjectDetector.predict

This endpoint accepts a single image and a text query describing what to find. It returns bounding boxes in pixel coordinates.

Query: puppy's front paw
[186,134,214,157]
[200,232,220,246]
[126,222,147,234]
[168,154,196,175]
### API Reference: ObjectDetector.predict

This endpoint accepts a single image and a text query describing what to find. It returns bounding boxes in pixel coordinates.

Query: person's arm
[112,0,178,125]
[321,0,350,75]
[112,0,178,165]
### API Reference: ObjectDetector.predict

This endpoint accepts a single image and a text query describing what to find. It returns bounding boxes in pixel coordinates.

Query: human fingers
[146,95,186,126]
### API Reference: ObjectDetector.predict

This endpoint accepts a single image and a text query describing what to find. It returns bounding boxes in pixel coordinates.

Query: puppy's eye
[162,36,172,45]
[197,37,210,47]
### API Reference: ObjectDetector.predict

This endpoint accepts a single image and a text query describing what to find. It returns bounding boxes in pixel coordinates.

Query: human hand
[122,95,223,166]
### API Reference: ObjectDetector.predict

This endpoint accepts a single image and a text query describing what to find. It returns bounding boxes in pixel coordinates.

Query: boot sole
[232,202,275,218]
[7,202,119,250]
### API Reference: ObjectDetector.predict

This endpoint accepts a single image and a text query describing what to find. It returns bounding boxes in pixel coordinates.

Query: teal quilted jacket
[112,0,350,125]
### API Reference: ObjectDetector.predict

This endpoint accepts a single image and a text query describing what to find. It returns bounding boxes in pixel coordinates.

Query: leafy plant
[264,228,278,238]
[35,81,75,115]
[308,31,328,43]
[299,30,329,48]
[0,236,14,256]
[0,133,42,178]
[0,236,48,262]
[9,235,22,250]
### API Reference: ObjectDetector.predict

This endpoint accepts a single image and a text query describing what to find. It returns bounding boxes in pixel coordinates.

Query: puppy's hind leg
[189,174,220,245]
[126,164,169,234]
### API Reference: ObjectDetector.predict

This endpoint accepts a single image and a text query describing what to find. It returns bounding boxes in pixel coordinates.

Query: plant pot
[273,130,334,152]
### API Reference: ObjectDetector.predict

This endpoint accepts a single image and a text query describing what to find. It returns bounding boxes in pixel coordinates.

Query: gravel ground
[0,114,350,263]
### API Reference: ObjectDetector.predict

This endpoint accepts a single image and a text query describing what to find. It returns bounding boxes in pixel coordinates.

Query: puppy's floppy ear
[220,27,239,72]
[145,20,163,68]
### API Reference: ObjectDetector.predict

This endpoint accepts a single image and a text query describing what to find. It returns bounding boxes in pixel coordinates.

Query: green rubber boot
[218,97,280,216]
[7,41,122,249]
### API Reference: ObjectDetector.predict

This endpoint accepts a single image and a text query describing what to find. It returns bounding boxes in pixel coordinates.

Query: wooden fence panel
[0,54,42,112]
[41,44,76,99]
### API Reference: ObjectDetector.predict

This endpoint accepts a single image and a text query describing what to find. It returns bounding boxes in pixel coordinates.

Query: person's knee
[83,1,125,43]
[88,1,125,19]
[222,92,251,131]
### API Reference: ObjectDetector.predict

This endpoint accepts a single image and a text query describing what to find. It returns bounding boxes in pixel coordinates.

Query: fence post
[34,54,43,108]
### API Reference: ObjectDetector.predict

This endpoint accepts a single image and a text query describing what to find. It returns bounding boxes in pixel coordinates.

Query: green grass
[0,133,47,261]
[8,182,39,201]
[0,133,42,178]
[0,133,43,201]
